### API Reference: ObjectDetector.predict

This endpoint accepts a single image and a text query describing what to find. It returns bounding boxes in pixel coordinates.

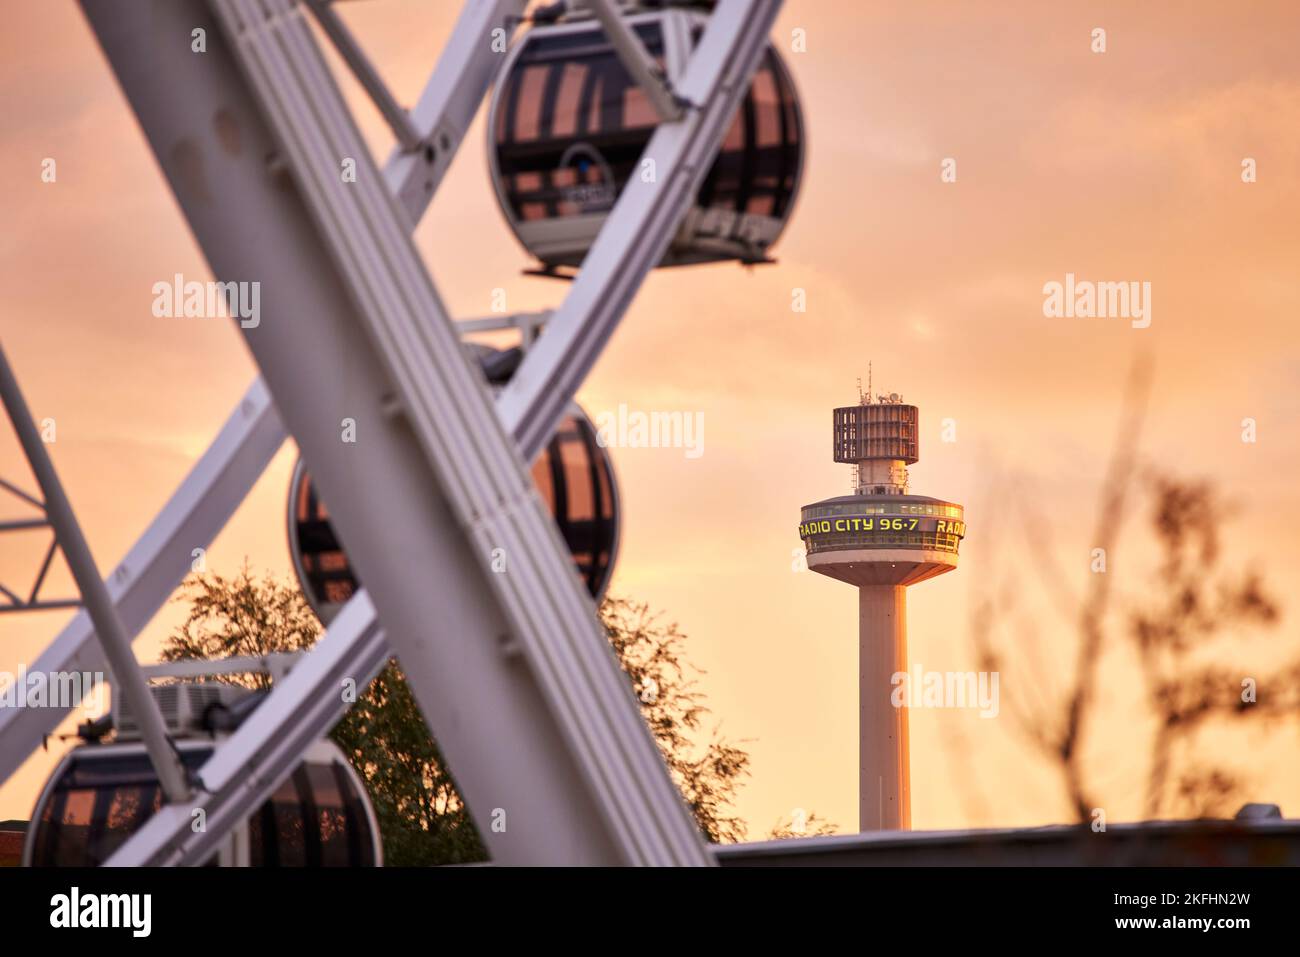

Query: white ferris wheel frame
[0,0,784,866]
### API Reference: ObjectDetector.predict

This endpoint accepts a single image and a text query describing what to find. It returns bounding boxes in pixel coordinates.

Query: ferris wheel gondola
[488,2,804,269]
[24,680,382,867]
[289,346,621,625]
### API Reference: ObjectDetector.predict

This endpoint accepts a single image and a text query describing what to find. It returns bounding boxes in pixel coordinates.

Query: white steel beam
[140,652,302,682]
[75,0,781,867]
[456,310,551,336]
[586,0,684,122]
[385,0,529,223]
[500,0,784,459]
[0,378,283,786]
[0,0,529,788]
[80,0,707,865]
[0,346,191,803]
[211,0,706,865]
[303,0,423,150]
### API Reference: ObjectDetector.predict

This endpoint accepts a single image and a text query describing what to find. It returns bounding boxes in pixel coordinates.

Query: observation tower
[798,387,966,830]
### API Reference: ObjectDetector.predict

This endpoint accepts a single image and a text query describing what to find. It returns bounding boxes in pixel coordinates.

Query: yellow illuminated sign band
[798,516,967,538]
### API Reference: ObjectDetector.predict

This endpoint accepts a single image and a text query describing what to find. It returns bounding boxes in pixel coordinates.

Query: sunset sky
[2,0,1298,838]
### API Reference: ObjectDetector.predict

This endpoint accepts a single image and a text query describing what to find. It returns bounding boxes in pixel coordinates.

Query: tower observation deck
[798,390,965,830]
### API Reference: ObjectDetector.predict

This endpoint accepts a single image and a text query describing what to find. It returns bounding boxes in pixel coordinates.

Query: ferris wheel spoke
[500,0,786,460]
[0,378,284,787]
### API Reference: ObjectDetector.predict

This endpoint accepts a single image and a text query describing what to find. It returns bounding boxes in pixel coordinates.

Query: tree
[160,565,481,864]
[1127,473,1285,818]
[600,598,752,844]
[968,359,1295,823]
[331,660,484,864]
[161,568,765,861]
[160,564,320,688]
[768,811,838,840]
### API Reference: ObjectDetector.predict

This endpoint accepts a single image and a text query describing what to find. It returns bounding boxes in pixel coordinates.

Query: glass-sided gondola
[489,2,804,270]
[289,346,620,626]
[24,690,381,867]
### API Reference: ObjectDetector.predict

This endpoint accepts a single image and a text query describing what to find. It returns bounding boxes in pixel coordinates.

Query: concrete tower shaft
[859,584,909,829]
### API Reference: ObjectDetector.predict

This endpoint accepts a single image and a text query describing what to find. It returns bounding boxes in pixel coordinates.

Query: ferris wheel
[0,0,799,866]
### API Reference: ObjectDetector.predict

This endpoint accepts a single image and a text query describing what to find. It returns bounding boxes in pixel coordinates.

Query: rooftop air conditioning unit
[112,682,250,741]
